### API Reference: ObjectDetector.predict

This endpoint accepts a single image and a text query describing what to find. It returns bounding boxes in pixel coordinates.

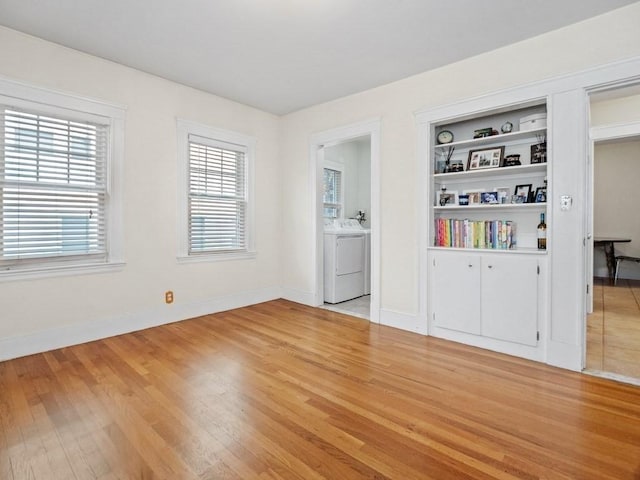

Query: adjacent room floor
[322,294,370,319]
[586,277,640,380]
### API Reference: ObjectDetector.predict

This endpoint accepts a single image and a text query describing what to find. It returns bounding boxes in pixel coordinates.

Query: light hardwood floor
[587,277,640,379]
[2,299,640,479]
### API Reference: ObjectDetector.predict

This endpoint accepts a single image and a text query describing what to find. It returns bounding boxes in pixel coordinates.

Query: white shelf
[434,202,546,212]
[434,127,546,150]
[427,246,547,255]
[434,163,546,181]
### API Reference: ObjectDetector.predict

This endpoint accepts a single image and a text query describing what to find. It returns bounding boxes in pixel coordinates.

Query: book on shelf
[435,218,516,249]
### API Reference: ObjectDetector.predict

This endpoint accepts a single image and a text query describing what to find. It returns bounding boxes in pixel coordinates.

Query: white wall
[3,3,640,364]
[0,27,282,359]
[324,138,371,227]
[591,92,640,126]
[356,141,372,228]
[593,139,640,280]
[279,3,640,355]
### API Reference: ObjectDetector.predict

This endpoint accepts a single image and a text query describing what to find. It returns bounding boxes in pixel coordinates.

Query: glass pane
[1,108,107,263]
[323,168,341,204]
[323,207,340,219]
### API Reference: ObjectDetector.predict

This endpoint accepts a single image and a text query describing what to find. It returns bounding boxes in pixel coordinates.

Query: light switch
[560,195,572,211]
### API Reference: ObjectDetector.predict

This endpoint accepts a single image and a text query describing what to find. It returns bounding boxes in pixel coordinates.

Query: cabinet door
[432,254,481,335]
[481,256,538,346]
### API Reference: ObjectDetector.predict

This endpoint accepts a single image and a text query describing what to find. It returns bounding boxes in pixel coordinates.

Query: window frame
[176,119,256,262]
[0,78,125,281]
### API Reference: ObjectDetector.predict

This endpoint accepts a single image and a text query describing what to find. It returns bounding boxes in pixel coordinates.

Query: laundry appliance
[324,219,370,304]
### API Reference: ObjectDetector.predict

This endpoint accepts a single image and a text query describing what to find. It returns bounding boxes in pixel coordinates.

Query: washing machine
[324,219,369,303]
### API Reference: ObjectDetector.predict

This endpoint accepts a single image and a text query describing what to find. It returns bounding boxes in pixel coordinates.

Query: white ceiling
[0,0,637,115]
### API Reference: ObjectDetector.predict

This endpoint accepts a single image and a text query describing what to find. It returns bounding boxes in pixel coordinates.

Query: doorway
[585,84,640,382]
[310,119,380,323]
[321,136,371,318]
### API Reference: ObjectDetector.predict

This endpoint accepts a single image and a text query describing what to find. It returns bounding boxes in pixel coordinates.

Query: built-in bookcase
[430,101,548,252]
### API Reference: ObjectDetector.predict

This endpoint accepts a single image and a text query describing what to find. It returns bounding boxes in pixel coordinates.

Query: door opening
[310,119,380,323]
[585,83,640,382]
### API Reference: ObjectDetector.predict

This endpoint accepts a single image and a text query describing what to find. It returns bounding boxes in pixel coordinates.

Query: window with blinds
[188,135,247,254]
[323,167,342,219]
[0,107,108,268]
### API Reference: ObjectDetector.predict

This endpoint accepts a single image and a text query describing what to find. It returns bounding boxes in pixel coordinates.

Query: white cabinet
[481,255,538,346]
[432,253,481,335]
[430,251,539,347]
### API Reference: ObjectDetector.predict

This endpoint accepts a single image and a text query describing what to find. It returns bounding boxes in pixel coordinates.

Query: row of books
[435,218,516,249]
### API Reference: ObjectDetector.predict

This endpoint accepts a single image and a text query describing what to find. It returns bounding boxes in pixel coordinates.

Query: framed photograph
[481,192,500,204]
[535,187,547,203]
[463,189,484,205]
[467,146,505,171]
[531,142,547,164]
[495,187,510,204]
[437,190,458,206]
[514,184,532,203]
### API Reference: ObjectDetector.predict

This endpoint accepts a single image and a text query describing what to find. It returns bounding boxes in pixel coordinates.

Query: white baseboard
[379,308,426,334]
[281,287,318,306]
[430,326,543,363]
[0,286,281,362]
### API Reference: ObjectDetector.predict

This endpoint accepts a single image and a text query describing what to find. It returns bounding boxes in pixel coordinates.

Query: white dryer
[324,220,367,304]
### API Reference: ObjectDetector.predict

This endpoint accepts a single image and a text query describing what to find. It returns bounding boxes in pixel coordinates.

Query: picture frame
[531,142,547,164]
[495,187,510,204]
[437,190,458,206]
[467,146,505,171]
[481,192,500,204]
[535,186,547,203]
[514,184,532,203]
[463,189,484,205]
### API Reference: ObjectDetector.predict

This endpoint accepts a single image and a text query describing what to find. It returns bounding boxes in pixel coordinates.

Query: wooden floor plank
[2,299,640,479]
[587,278,640,378]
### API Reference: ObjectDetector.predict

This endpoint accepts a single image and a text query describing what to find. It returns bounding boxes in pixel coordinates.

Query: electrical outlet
[165,291,174,304]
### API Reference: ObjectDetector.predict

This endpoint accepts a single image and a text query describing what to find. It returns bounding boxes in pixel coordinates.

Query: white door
[431,253,481,335]
[585,139,594,313]
[482,256,538,346]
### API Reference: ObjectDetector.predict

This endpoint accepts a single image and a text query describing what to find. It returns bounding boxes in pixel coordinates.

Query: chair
[614,255,640,284]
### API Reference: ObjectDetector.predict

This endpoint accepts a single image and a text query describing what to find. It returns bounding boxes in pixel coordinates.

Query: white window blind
[0,107,108,268]
[188,135,247,254]
[323,167,342,219]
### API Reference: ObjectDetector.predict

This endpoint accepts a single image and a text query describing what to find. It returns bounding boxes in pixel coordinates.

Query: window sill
[0,261,126,282]
[177,250,257,264]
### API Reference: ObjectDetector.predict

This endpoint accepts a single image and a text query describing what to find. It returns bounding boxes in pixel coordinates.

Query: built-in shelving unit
[424,99,549,352]
[430,102,548,252]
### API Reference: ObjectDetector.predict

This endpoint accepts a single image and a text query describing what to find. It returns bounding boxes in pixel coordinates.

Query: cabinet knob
[468,264,473,268]
[487,265,493,269]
